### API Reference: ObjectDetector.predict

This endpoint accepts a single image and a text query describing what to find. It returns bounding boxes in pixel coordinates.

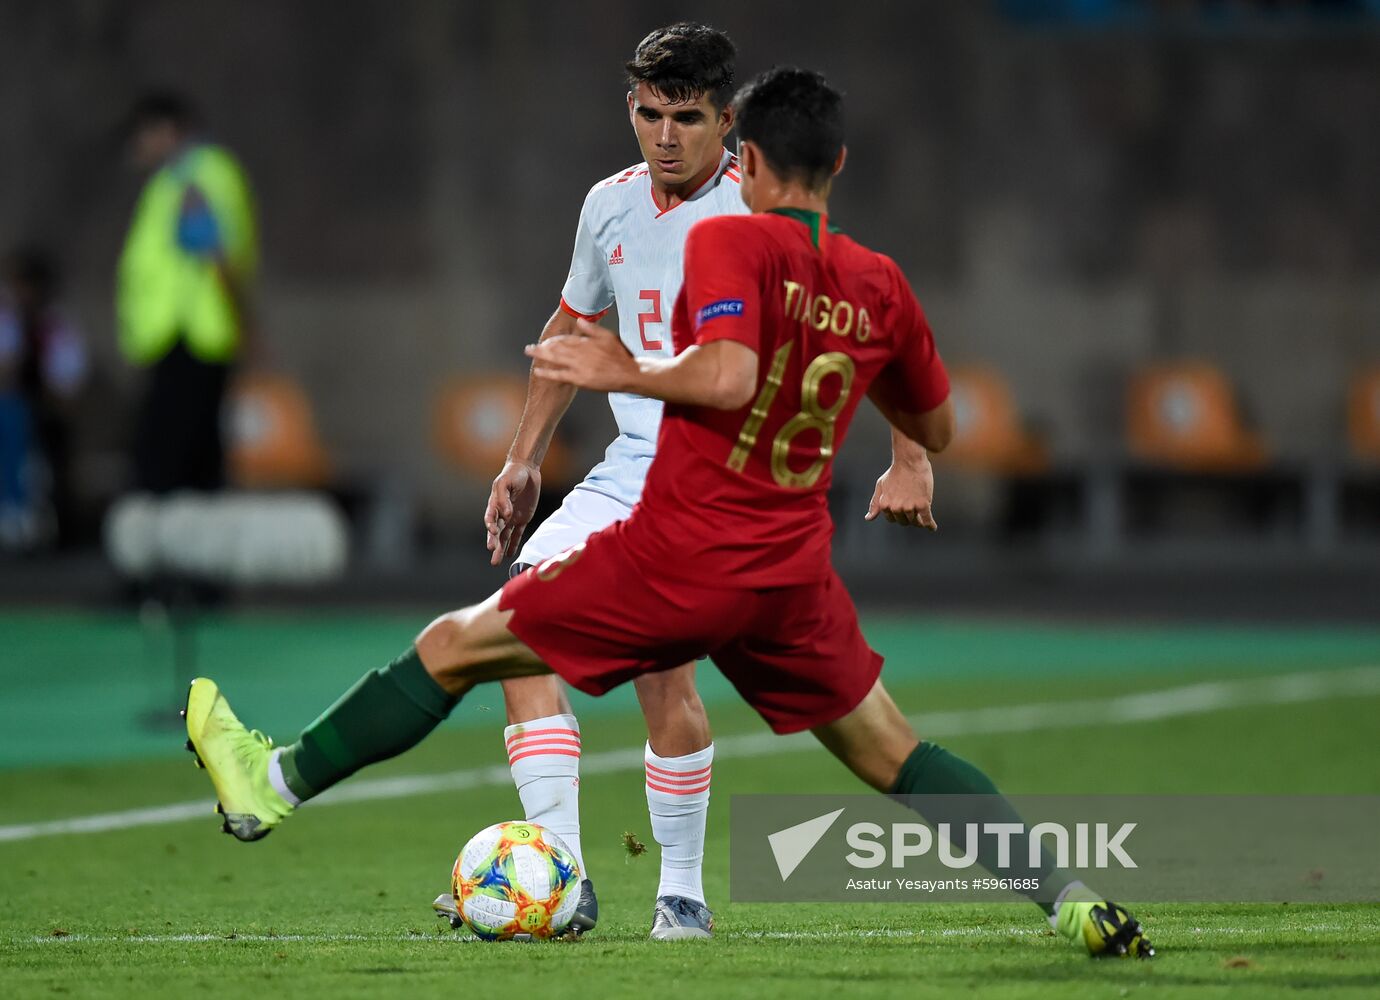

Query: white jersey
[558,148,747,508]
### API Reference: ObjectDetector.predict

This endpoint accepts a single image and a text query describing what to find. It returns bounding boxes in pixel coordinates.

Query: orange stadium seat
[227,373,332,488]
[1346,366,1380,463]
[937,367,1049,474]
[432,375,571,486]
[1125,362,1266,471]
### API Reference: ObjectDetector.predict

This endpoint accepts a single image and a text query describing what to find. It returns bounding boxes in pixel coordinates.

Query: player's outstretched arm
[868,385,956,454]
[526,318,758,410]
[865,427,938,530]
[485,307,583,566]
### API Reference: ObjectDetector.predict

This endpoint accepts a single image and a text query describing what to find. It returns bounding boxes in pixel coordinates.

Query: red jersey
[620,208,949,588]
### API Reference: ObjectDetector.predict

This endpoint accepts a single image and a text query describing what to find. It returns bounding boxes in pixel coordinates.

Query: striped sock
[644,741,713,905]
[504,713,586,879]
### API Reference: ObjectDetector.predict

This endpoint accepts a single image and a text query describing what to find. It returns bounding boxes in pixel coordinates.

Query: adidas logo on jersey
[609,244,624,265]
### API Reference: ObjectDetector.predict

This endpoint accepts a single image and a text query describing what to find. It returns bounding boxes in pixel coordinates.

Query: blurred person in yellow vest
[117,91,258,493]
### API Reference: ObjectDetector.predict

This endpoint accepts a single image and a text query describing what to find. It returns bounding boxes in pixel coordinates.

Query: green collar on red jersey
[767,207,841,248]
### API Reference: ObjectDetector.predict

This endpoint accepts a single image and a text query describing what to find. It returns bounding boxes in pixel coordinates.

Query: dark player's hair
[733,67,844,190]
[122,90,200,138]
[625,22,736,110]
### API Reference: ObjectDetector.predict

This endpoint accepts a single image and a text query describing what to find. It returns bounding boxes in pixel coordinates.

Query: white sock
[644,741,713,905]
[267,748,302,807]
[505,713,586,879]
[1049,880,1089,928]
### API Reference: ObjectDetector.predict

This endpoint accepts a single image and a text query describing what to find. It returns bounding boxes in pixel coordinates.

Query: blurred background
[5,8,1380,976]
[0,0,1378,623]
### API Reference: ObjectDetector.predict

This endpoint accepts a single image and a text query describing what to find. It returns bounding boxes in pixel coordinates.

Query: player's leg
[499,531,762,939]
[716,574,1152,958]
[811,681,1068,897]
[811,679,1153,958]
[635,663,715,940]
[494,670,597,933]
[499,674,585,868]
[806,676,918,791]
[498,674,584,872]
[184,591,545,841]
[491,488,635,927]
[501,674,572,723]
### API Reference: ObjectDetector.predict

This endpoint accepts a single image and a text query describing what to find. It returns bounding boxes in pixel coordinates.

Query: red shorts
[499,521,883,734]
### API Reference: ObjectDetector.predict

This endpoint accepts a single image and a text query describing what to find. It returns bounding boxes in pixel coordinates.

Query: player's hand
[485,460,542,566]
[865,450,937,530]
[525,319,638,393]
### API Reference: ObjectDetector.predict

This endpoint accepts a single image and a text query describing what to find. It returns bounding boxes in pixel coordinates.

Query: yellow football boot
[183,678,293,841]
[1055,886,1155,958]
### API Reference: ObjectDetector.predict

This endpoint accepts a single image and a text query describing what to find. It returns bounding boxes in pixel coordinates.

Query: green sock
[891,741,1069,916]
[277,647,458,802]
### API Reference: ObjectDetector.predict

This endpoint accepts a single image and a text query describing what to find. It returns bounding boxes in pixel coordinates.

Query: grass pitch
[2,610,1379,998]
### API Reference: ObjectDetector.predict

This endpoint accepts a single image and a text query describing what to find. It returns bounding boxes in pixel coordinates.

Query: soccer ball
[451,821,581,940]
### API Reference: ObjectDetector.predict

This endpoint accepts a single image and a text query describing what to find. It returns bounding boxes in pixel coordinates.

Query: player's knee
[501,673,568,724]
[639,662,696,697]
[636,668,703,718]
[637,667,711,755]
[416,609,481,693]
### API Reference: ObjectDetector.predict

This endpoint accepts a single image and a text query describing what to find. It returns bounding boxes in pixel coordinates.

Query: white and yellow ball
[451,821,581,940]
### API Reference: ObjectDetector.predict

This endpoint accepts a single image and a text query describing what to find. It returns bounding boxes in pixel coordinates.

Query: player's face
[627,82,732,190]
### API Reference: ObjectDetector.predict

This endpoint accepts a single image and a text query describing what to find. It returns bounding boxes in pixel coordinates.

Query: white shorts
[514,486,635,571]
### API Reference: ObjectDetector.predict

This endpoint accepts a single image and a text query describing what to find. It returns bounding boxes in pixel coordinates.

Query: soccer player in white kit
[480,23,746,940]
[476,23,939,939]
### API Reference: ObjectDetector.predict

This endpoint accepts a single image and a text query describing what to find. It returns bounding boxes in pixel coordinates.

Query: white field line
[2,665,1378,846]
[17,928,1042,945]
[18,923,1354,946]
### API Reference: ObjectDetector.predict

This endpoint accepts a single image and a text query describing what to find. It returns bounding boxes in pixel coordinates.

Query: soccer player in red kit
[185,66,1151,958]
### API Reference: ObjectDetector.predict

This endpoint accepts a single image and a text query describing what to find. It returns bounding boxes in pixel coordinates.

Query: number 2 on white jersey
[637,289,663,351]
